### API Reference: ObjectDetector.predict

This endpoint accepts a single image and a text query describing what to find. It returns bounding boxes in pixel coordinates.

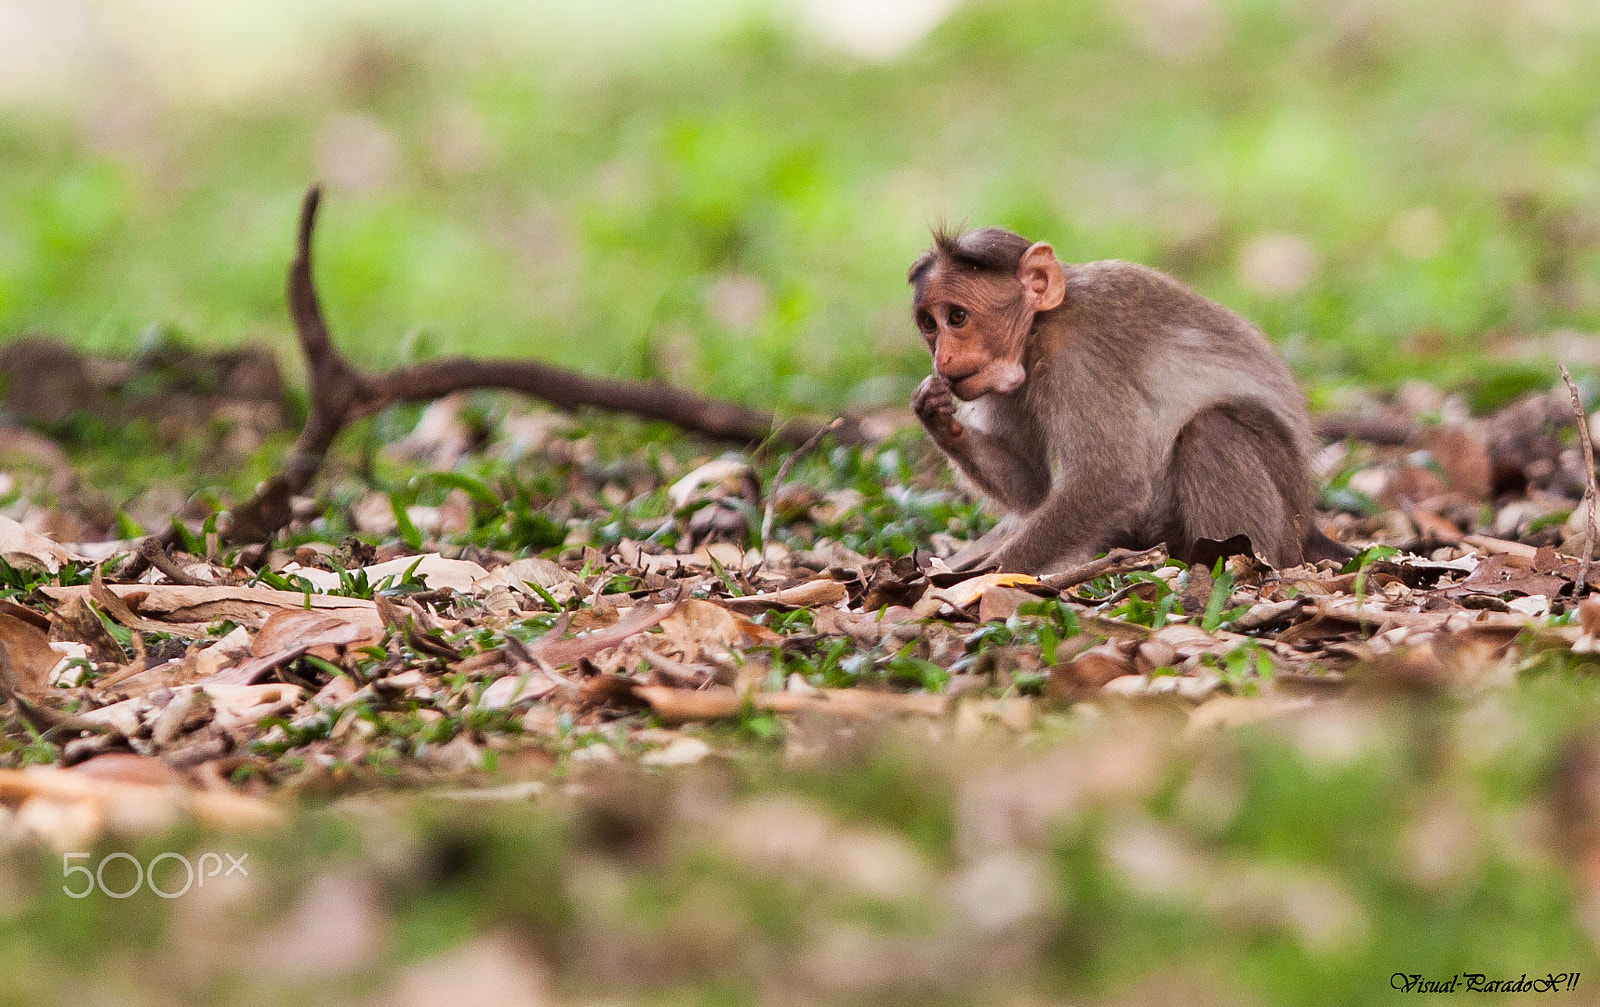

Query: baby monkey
[909,226,1344,573]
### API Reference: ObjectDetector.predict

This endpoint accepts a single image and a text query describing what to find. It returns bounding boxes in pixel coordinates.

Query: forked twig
[1560,363,1598,591]
[226,187,864,545]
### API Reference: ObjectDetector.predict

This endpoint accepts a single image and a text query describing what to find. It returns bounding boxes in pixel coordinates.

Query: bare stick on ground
[1560,364,1599,591]
[761,417,842,550]
[1040,546,1168,591]
[226,187,861,545]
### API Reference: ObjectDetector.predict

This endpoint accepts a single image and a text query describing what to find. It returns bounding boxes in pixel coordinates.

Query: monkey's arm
[940,427,1050,511]
[913,376,1049,512]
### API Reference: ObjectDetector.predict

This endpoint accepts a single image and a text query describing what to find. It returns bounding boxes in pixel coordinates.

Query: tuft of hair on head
[910,225,1034,285]
[930,220,965,255]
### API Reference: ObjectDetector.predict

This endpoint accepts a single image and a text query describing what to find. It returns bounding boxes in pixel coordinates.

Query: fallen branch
[1561,363,1598,591]
[1313,412,1417,446]
[226,187,862,545]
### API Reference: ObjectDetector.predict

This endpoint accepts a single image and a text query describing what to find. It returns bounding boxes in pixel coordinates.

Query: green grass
[3,0,1599,416]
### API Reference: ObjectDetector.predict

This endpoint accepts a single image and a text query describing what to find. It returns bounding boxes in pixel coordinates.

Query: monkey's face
[913,267,1029,400]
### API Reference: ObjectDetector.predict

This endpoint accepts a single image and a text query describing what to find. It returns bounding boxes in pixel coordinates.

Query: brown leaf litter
[4,376,1600,848]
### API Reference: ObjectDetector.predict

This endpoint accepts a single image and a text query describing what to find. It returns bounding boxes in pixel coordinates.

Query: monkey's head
[908,226,1066,400]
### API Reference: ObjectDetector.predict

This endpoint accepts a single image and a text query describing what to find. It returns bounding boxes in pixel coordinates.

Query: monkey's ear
[1018,242,1066,311]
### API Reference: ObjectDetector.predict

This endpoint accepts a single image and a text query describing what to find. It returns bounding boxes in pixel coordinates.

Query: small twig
[1039,545,1168,591]
[139,537,210,586]
[1560,363,1598,592]
[761,416,843,549]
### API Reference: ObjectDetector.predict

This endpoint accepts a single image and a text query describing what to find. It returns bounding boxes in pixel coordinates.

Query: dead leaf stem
[761,416,842,550]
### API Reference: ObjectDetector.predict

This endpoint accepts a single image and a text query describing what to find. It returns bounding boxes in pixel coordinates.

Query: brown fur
[909,226,1343,573]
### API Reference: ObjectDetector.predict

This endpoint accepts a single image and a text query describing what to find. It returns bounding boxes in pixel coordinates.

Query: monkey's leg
[984,465,1156,574]
[938,423,1051,570]
[948,514,1021,571]
[1161,404,1313,568]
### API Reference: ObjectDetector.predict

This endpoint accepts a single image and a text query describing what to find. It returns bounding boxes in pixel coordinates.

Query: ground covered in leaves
[6,344,1600,1001]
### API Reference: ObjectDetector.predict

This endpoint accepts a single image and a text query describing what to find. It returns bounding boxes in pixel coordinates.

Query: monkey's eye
[917,312,937,334]
[948,306,969,327]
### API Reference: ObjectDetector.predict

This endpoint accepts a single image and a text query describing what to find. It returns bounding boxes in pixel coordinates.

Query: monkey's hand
[913,374,964,442]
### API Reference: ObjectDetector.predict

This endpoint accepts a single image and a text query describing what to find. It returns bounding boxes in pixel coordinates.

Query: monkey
[908,226,1348,574]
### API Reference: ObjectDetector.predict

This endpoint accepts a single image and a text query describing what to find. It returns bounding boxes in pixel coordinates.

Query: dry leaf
[668,457,758,510]
[480,671,559,709]
[201,683,304,729]
[69,752,183,787]
[640,735,713,766]
[655,598,780,664]
[77,698,145,735]
[1461,534,1539,562]
[1150,624,1222,658]
[0,758,279,848]
[42,583,381,630]
[978,585,1040,623]
[521,601,676,669]
[1050,644,1134,694]
[282,553,492,594]
[207,610,380,686]
[1454,553,1568,599]
[0,611,67,698]
[632,685,743,722]
[252,608,384,661]
[635,685,949,724]
[614,540,748,573]
[1186,695,1318,735]
[815,688,949,719]
[720,578,849,614]
[473,557,581,595]
[47,594,125,667]
[90,568,206,637]
[0,513,84,573]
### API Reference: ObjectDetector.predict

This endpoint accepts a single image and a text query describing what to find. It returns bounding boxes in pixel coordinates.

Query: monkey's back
[1060,259,1313,463]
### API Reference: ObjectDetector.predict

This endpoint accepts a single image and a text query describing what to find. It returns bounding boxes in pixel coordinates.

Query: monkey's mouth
[949,365,1026,400]
[948,376,984,401]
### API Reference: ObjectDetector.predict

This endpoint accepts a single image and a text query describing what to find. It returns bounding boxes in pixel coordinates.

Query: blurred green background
[4,0,1599,415]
